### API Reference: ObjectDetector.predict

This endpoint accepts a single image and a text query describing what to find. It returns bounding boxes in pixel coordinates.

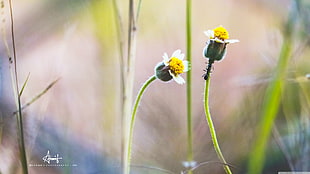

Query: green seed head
[203,40,227,61]
[154,62,173,82]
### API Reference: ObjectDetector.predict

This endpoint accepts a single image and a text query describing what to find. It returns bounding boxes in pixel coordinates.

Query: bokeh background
[0,0,309,173]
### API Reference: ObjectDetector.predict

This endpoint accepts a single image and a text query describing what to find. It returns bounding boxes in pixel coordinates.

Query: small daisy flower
[202,26,239,80]
[203,25,239,61]
[155,49,189,84]
[204,25,239,44]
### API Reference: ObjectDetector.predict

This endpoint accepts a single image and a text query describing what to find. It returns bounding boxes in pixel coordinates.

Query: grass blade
[19,72,30,97]
[8,0,28,172]
[12,78,60,116]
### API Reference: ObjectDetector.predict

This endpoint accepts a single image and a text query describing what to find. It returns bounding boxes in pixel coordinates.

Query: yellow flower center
[213,26,229,40]
[169,57,184,75]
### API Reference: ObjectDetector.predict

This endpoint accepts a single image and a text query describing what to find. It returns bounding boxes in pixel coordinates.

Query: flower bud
[154,62,173,82]
[203,40,227,61]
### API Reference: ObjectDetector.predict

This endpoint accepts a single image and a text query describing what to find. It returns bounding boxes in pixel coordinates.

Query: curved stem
[126,75,156,174]
[204,77,232,174]
[131,164,175,174]
[183,161,236,174]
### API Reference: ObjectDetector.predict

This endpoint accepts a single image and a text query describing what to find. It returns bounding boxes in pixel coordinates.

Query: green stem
[204,77,232,174]
[126,75,156,174]
[186,0,193,172]
[8,0,28,173]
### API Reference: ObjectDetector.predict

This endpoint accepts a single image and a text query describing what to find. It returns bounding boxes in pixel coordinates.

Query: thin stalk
[182,161,236,174]
[131,164,175,174]
[112,0,125,103]
[204,76,232,174]
[126,0,136,67]
[12,78,60,116]
[136,0,142,22]
[126,75,156,174]
[112,0,126,169]
[123,0,137,173]
[8,0,28,173]
[19,73,30,97]
[185,0,193,173]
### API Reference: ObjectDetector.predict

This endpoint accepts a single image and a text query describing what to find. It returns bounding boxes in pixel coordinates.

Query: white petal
[225,39,239,43]
[178,53,185,60]
[172,49,181,58]
[168,70,173,77]
[163,53,169,65]
[183,61,189,72]
[173,75,185,84]
[163,53,169,60]
[204,30,214,39]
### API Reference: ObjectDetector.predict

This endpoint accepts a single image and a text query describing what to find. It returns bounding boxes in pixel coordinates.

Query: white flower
[203,26,239,61]
[161,49,189,84]
[204,26,239,44]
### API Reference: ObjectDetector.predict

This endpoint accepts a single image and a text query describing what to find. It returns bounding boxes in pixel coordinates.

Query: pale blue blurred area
[31,118,120,174]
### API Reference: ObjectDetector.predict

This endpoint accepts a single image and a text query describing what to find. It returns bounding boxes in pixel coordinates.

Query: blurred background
[0,0,309,173]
